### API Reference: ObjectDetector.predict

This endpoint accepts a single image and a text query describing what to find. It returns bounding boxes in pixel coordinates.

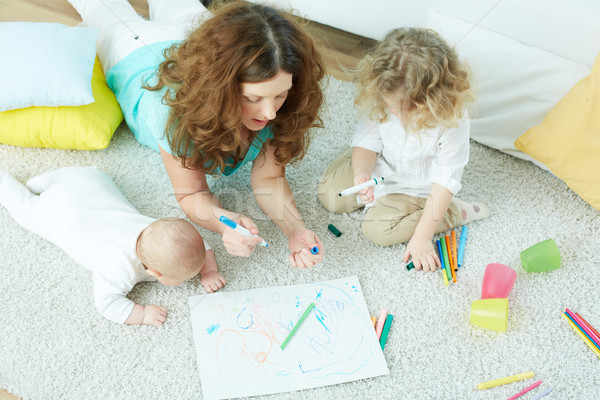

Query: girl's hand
[221,215,264,257]
[354,171,375,204]
[288,227,324,269]
[403,235,440,273]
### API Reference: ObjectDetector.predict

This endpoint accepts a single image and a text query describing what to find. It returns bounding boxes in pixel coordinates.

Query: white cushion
[426,11,590,168]
[0,22,99,112]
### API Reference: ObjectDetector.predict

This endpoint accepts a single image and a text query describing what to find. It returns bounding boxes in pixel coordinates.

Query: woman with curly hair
[68,0,325,268]
[318,27,489,272]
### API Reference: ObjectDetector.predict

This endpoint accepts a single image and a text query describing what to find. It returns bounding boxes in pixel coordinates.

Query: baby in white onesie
[0,166,225,326]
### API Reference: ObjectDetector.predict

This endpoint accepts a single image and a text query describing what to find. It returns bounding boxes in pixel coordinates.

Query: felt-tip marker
[219,216,268,247]
[338,177,384,197]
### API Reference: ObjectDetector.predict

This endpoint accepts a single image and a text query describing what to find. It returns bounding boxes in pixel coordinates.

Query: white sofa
[250,0,599,169]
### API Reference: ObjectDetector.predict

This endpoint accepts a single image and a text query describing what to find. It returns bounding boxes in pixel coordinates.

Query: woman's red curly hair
[146,1,325,175]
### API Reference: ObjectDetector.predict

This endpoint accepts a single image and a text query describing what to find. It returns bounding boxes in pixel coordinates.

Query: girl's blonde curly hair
[355,27,474,132]
[145,1,325,174]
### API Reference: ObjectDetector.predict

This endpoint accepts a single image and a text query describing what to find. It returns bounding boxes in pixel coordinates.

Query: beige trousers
[317,148,461,246]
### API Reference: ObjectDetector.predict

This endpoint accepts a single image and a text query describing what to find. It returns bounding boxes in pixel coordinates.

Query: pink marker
[375,309,388,340]
[506,380,542,400]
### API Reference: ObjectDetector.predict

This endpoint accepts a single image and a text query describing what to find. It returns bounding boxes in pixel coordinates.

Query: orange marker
[445,235,456,283]
[371,316,377,328]
[451,230,458,271]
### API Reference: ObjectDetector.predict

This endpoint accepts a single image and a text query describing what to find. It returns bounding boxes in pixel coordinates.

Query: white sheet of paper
[189,275,389,400]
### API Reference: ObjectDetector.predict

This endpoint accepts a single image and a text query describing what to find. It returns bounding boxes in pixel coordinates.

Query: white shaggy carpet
[1,77,599,400]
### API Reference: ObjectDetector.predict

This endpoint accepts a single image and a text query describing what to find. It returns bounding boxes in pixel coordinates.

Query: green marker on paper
[280,302,315,350]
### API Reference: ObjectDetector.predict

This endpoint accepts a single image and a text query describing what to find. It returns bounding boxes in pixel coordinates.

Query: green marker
[280,302,315,350]
[328,224,342,237]
[379,314,394,351]
[441,239,452,281]
[406,261,414,271]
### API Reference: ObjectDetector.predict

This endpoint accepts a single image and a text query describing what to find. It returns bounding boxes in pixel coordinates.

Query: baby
[0,166,225,326]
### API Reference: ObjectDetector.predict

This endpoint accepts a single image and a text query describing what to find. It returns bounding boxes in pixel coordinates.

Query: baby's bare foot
[201,270,226,293]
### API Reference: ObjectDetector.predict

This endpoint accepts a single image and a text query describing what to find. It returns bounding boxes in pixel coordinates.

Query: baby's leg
[361,194,462,246]
[0,171,44,234]
[148,0,211,35]
[67,0,181,73]
[451,197,490,224]
[317,148,363,214]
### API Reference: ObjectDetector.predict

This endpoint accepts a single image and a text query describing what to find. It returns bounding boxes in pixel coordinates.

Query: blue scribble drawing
[206,324,220,335]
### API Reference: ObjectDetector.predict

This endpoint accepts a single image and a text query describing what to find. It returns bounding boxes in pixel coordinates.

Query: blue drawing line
[206,324,220,335]
[236,306,254,329]
[298,357,368,378]
[313,306,331,334]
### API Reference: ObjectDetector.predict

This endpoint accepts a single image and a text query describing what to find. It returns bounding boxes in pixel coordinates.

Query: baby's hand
[404,236,440,273]
[201,270,226,293]
[142,304,167,327]
[354,172,374,204]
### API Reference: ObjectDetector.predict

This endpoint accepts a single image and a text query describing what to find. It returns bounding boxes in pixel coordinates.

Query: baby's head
[355,27,473,132]
[136,218,206,287]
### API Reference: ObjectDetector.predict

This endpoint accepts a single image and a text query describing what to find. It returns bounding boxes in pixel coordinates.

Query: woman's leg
[317,148,363,214]
[148,0,211,34]
[67,0,181,73]
[361,194,462,246]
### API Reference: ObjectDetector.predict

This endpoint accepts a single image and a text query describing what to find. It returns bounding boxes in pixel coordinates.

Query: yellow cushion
[0,58,123,150]
[515,53,600,210]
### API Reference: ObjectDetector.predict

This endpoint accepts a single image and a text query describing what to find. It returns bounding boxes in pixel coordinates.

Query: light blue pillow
[0,22,99,112]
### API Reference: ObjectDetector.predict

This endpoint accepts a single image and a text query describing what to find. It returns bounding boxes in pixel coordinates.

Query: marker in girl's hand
[338,177,385,197]
[219,216,268,247]
[310,246,319,254]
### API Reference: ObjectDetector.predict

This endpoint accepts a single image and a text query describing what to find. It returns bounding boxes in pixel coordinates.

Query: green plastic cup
[470,298,509,332]
[520,239,561,272]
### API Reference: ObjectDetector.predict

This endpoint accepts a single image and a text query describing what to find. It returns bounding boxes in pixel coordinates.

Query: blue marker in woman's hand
[219,216,268,247]
[310,246,319,254]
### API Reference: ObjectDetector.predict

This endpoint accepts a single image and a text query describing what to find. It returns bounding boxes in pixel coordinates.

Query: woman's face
[240,70,293,131]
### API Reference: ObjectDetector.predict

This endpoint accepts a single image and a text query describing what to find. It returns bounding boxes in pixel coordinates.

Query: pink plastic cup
[481,263,517,299]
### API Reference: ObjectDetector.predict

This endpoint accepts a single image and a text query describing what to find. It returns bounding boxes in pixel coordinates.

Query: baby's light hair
[354,27,474,132]
[137,218,205,280]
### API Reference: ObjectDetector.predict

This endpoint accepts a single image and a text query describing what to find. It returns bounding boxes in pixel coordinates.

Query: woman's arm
[160,147,264,256]
[251,144,323,268]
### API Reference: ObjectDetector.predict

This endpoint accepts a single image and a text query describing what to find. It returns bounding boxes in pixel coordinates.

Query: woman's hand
[403,235,440,272]
[354,171,375,204]
[221,215,265,257]
[288,227,323,269]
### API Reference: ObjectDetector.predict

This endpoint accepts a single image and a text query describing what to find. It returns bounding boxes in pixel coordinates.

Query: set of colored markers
[561,308,600,358]
[407,226,468,285]
[371,309,393,351]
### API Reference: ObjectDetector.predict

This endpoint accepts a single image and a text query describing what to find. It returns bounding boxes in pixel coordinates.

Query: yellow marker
[477,371,535,390]
[371,316,377,327]
[562,313,600,358]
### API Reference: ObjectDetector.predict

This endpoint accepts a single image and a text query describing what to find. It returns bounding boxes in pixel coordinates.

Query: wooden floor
[0,1,374,399]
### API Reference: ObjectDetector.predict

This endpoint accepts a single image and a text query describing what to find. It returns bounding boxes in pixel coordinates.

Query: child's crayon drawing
[189,275,389,400]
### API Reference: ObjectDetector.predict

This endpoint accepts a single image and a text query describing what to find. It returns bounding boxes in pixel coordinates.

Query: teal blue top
[106,40,273,176]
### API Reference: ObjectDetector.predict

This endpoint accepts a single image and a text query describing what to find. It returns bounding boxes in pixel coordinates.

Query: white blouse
[351,112,470,205]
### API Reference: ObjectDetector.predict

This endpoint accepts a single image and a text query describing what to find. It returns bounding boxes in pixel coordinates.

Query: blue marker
[457,225,468,268]
[437,239,446,273]
[310,246,319,254]
[219,216,268,247]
